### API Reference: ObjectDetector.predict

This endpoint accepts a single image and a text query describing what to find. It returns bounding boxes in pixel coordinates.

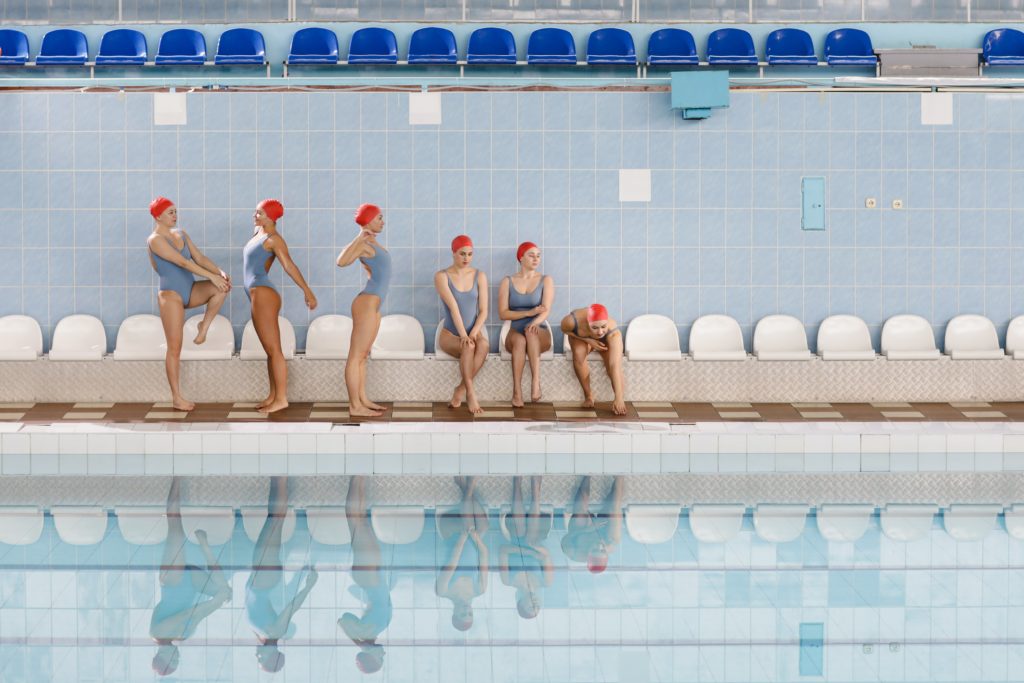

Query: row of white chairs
[0,311,1020,362]
[2,503,1019,547]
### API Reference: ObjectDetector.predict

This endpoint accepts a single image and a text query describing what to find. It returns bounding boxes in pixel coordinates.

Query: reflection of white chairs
[0,315,43,360]
[689,504,745,543]
[49,315,107,361]
[1005,505,1024,540]
[371,315,425,360]
[1006,316,1024,359]
[625,504,681,544]
[689,315,746,361]
[113,314,167,361]
[498,320,555,361]
[498,505,554,541]
[942,504,1000,542]
[944,314,1003,360]
[305,315,353,359]
[753,504,808,543]
[115,507,168,545]
[370,506,425,544]
[880,504,937,542]
[880,314,940,360]
[181,506,236,546]
[240,317,296,360]
[435,321,489,361]
[0,507,44,545]
[52,507,109,546]
[241,506,297,543]
[624,314,682,361]
[816,315,875,361]
[753,315,810,361]
[180,315,234,360]
[816,504,873,543]
[305,507,352,545]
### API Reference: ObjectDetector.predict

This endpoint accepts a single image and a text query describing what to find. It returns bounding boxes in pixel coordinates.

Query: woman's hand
[530,304,547,316]
[460,334,475,350]
[219,270,232,289]
[587,338,608,352]
[210,273,230,293]
[526,322,540,336]
[305,290,318,310]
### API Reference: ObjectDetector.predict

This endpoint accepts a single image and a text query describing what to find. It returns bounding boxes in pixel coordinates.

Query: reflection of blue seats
[287,27,339,65]
[825,28,877,66]
[408,27,457,64]
[215,28,266,65]
[983,28,1024,66]
[96,29,147,65]
[527,28,577,65]
[0,29,30,65]
[707,28,758,65]
[646,28,698,65]
[36,29,88,66]
[467,27,516,65]
[155,29,207,65]
[348,27,398,65]
[587,28,636,65]
[765,28,817,65]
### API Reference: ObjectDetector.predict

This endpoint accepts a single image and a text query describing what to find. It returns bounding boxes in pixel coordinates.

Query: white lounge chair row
[0,311,1018,362]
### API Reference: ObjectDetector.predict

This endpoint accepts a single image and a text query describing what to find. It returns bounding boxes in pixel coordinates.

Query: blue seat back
[348,27,398,64]
[408,27,457,64]
[37,29,88,65]
[527,28,576,64]
[587,28,636,65]
[215,28,266,64]
[984,28,1024,62]
[706,28,757,64]
[467,27,516,64]
[156,29,207,64]
[646,28,698,65]
[0,29,30,65]
[96,29,147,65]
[825,28,873,58]
[288,27,339,64]
[765,28,816,65]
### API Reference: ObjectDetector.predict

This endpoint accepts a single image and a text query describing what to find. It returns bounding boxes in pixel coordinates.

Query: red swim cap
[587,304,609,323]
[587,555,608,574]
[517,241,538,262]
[149,196,174,219]
[258,199,284,222]
[354,203,381,226]
[451,235,473,253]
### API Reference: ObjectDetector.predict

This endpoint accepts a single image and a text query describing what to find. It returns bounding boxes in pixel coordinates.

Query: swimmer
[244,199,317,414]
[436,477,490,632]
[498,242,554,407]
[498,476,554,619]
[560,476,624,574]
[147,197,231,411]
[336,204,390,418]
[560,304,627,415]
[435,235,489,415]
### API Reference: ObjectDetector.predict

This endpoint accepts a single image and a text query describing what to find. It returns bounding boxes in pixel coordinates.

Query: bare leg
[526,476,544,543]
[506,331,526,408]
[598,334,627,415]
[250,476,288,590]
[439,331,483,415]
[157,293,193,411]
[185,281,227,345]
[160,477,187,584]
[526,328,550,403]
[599,476,625,546]
[569,338,595,408]
[251,288,288,413]
[347,296,383,417]
[511,476,526,538]
[359,311,385,411]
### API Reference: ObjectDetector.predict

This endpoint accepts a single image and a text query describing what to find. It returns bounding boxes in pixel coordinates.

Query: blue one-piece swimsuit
[442,271,479,335]
[508,277,544,334]
[359,246,392,302]
[242,233,275,301]
[151,231,196,306]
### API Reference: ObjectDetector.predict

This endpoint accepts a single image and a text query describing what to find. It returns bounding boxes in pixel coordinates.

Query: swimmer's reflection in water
[561,475,625,574]
[499,476,554,619]
[436,476,490,631]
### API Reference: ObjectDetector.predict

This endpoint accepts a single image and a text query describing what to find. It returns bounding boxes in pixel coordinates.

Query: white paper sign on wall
[920,92,953,126]
[619,169,652,203]
[154,92,187,126]
[409,92,442,125]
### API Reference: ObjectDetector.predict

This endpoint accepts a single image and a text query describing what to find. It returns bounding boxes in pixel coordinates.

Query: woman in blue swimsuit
[498,242,554,408]
[435,235,489,415]
[436,477,490,632]
[147,197,231,411]
[336,204,390,417]
[244,200,317,414]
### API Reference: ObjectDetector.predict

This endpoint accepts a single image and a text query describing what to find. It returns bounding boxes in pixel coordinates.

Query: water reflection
[499,476,553,619]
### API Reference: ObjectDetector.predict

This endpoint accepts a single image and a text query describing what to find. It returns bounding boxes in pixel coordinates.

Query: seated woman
[434,235,489,415]
[560,476,624,574]
[498,242,554,407]
[435,477,489,632]
[499,476,553,620]
[560,304,626,415]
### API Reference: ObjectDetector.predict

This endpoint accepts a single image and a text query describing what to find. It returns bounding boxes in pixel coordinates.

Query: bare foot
[193,318,211,345]
[349,405,384,418]
[449,384,466,409]
[364,399,386,411]
[171,397,195,411]
[612,400,627,416]
[257,395,274,410]
[511,393,524,409]
[531,382,542,403]
[582,396,595,409]
[258,399,289,414]
[467,396,484,415]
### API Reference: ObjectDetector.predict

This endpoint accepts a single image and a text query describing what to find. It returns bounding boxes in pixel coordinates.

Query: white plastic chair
[181,506,236,546]
[816,504,873,543]
[944,314,1003,360]
[1005,504,1024,540]
[49,315,106,361]
[880,314,939,360]
[0,315,43,360]
[498,320,555,361]
[752,315,810,361]
[625,504,681,544]
[370,314,425,360]
[435,321,490,361]
[0,507,44,545]
[305,507,352,545]
[180,315,234,360]
[370,506,425,544]
[115,507,168,545]
[942,504,1000,542]
[305,315,353,359]
[624,314,682,361]
[498,504,554,541]
[753,504,808,543]
[241,506,297,543]
[816,315,875,360]
[113,314,167,361]
[879,504,937,542]
[688,315,747,361]
[52,507,109,546]
[239,317,297,360]
[689,504,745,543]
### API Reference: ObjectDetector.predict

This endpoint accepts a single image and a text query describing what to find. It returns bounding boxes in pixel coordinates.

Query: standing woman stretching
[498,242,554,407]
[243,199,317,414]
[336,204,390,417]
[147,197,231,411]
[435,235,489,415]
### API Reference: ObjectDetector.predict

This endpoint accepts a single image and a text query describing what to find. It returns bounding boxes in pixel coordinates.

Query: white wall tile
[574,452,603,472]
[488,452,516,474]
[947,434,975,453]
[489,434,515,455]
[1,434,30,455]
[287,434,316,455]
[230,452,259,474]
[690,434,717,454]
[346,433,373,454]
[517,434,545,454]
[690,452,717,472]
[575,434,603,454]
[545,452,572,473]
[891,452,918,472]
[1,452,30,474]
[1004,453,1024,471]
[346,452,373,474]
[975,452,1003,471]
[805,434,833,453]
[202,433,231,455]
[460,452,488,474]
[316,452,345,474]
[718,435,746,454]
[804,452,832,472]
[975,434,1003,453]
[862,435,890,453]
[918,434,947,453]
[259,452,287,474]
[402,452,431,474]
[661,452,689,472]
[603,452,631,473]
[144,433,173,455]
[431,452,459,474]
[718,452,746,472]
[517,452,545,472]
[775,452,803,472]
[861,453,890,472]
[603,434,630,455]
[432,433,459,454]
[202,452,231,475]
[746,453,774,472]
[546,434,573,455]
[1003,435,1024,453]
[947,452,974,470]
[174,453,202,475]
[631,433,660,454]
[144,452,172,475]
[58,433,87,455]
[775,434,804,453]
[30,433,58,455]
[833,435,860,453]
[87,452,115,474]
[316,434,345,455]
[833,452,860,471]
[115,452,144,475]
[86,433,115,455]
[374,433,403,454]
[230,434,259,455]
[373,452,402,474]
[918,452,947,471]
[890,434,918,453]
[631,452,660,473]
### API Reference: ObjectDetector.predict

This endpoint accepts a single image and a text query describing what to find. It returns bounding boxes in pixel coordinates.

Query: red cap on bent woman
[149,196,174,219]
[354,203,381,226]
[516,241,538,262]
[258,199,284,222]
[451,235,473,252]
[587,304,609,323]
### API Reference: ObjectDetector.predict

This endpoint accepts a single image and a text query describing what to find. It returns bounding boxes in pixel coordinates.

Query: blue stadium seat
[348,27,398,65]
[824,28,877,66]
[287,27,339,65]
[215,28,266,65]
[0,29,30,65]
[587,28,636,65]
[983,28,1024,66]
[155,29,207,65]
[408,27,457,64]
[95,29,147,66]
[36,29,88,66]
[527,28,577,65]
[765,28,817,66]
[467,27,516,65]
[646,28,698,66]
[706,28,758,66]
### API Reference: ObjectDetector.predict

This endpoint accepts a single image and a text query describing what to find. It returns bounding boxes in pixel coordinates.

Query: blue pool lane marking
[799,622,824,676]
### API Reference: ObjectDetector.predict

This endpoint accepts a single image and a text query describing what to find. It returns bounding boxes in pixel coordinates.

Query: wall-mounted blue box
[670,71,730,120]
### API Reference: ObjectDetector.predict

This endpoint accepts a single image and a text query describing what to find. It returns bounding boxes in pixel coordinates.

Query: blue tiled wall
[0,90,1020,352]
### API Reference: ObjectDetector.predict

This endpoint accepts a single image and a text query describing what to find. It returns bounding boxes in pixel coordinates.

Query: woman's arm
[472,531,489,595]
[268,235,317,309]
[336,231,371,268]
[180,232,227,282]
[531,275,555,326]
[497,545,514,585]
[434,271,469,338]
[149,235,228,290]
[468,271,488,338]
[500,276,547,321]
[435,532,469,596]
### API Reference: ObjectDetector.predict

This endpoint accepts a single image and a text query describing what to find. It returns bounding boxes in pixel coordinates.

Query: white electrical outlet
[892,199,903,209]
[865,198,877,208]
